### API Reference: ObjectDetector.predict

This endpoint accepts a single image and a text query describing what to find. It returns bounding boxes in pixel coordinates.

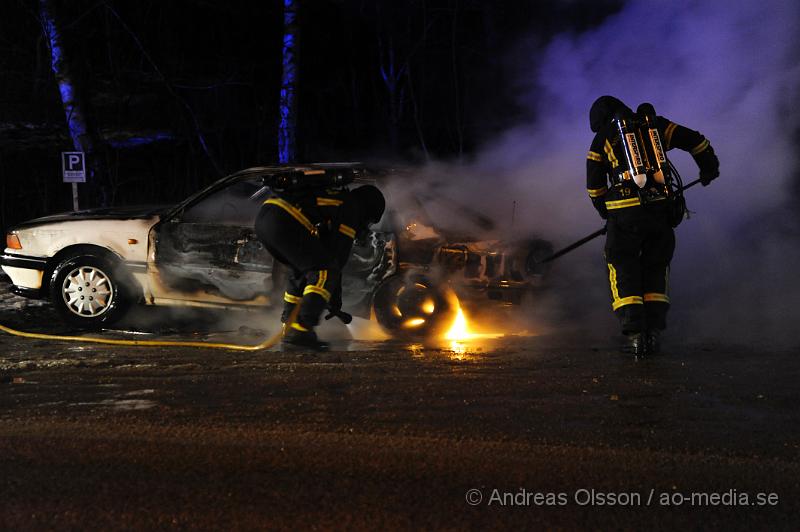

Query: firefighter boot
[646,329,662,355]
[283,324,330,352]
[622,332,646,358]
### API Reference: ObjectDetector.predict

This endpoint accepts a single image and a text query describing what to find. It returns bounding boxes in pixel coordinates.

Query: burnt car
[1,164,552,337]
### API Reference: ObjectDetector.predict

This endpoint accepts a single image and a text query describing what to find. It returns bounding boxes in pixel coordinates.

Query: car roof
[164,163,384,220]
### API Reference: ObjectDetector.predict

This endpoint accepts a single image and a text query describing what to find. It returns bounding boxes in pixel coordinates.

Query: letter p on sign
[62,151,86,183]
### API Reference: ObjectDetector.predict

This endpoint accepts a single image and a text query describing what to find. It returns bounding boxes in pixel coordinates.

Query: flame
[445,306,470,341]
[443,294,503,347]
[421,298,435,314]
[403,318,426,328]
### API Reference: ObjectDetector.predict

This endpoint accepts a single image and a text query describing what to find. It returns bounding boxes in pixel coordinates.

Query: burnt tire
[373,274,455,338]
[49,254,133,329]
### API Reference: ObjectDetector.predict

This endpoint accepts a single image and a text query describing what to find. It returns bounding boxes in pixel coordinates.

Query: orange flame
[443,293,503,348]
[444,305,471,341]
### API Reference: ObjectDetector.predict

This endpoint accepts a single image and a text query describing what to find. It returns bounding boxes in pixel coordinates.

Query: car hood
[11,205,170,230]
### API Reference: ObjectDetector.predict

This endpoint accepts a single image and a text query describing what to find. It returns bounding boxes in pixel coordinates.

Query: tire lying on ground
[372,273,455,338]
[49,253,134,329]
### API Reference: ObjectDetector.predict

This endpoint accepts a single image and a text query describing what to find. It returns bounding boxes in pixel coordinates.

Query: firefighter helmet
[589,95,632,133]
[351,185,385,225]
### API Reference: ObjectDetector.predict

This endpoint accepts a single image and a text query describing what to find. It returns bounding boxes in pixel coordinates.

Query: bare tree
[369,0,435,158]
[102,2,222,178]
[449,0,463,160]
[38,0,109,207]
[278,0,299,163]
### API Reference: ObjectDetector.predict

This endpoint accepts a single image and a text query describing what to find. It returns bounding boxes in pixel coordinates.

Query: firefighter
[255,183,385,351]
[586,95,719,356]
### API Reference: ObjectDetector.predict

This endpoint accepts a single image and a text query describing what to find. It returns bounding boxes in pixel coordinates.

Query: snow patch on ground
[0,274,48,311]
[0,357,111,370]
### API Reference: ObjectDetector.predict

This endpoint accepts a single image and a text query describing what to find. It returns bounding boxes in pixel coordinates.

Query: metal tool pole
[72,183,79,211]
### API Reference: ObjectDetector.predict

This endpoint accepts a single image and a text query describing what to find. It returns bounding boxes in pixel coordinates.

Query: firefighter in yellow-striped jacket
[586,96,719,356]
[255,184,385,351]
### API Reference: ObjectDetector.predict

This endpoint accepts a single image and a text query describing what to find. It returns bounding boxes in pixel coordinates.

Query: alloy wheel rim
[61,266,114,317]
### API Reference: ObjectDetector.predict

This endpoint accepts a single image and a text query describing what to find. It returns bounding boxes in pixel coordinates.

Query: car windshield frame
[160,164,377,224]
[160,167,280,223]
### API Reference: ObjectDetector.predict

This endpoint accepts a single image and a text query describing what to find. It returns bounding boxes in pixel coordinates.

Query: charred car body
[1,164,552,337]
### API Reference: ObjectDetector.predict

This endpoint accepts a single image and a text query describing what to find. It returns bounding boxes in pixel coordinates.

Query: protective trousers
[604,206,675,334]
[255,203,341,331]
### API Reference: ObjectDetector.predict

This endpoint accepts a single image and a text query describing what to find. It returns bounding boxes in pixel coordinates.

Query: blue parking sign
[62,151,86,183]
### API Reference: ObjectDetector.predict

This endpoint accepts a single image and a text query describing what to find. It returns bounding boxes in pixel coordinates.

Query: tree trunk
[379,37,406,155]
[39,0,109,208]
[450,1,463,160]
[278,0,299,164]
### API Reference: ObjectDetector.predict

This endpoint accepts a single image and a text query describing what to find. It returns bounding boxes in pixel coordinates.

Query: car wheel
[372,274,455,338]
[50,254,132,329]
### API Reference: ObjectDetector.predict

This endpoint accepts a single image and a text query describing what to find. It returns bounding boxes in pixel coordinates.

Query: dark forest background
[0,0,623,234]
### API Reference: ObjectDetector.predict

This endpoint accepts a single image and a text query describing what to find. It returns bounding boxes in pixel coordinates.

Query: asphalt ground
[1,278,799,531]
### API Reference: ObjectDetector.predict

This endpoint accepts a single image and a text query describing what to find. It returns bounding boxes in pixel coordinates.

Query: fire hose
[0,305,302,351]
[537,178,702,264]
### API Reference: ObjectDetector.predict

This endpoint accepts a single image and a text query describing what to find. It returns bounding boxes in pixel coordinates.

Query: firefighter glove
[328,287,342,314]
[699,167,719,186]
[592,197,608,219]
[695,145,719,186]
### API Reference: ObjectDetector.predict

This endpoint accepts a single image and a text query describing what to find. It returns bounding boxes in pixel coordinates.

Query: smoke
[410,0,800,344]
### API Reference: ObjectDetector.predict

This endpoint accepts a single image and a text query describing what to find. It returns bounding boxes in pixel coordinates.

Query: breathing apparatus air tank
[265,167,356,193]
[636,103,671,185]
[613,111,648,188]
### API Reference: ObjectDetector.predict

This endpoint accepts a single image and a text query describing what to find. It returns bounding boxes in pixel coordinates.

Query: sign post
[61,151,86,211]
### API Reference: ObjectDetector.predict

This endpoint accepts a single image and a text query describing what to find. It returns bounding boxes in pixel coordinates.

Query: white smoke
[421,0,800,343]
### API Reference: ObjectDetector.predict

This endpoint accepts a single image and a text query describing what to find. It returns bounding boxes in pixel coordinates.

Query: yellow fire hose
[0,306,300,352]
